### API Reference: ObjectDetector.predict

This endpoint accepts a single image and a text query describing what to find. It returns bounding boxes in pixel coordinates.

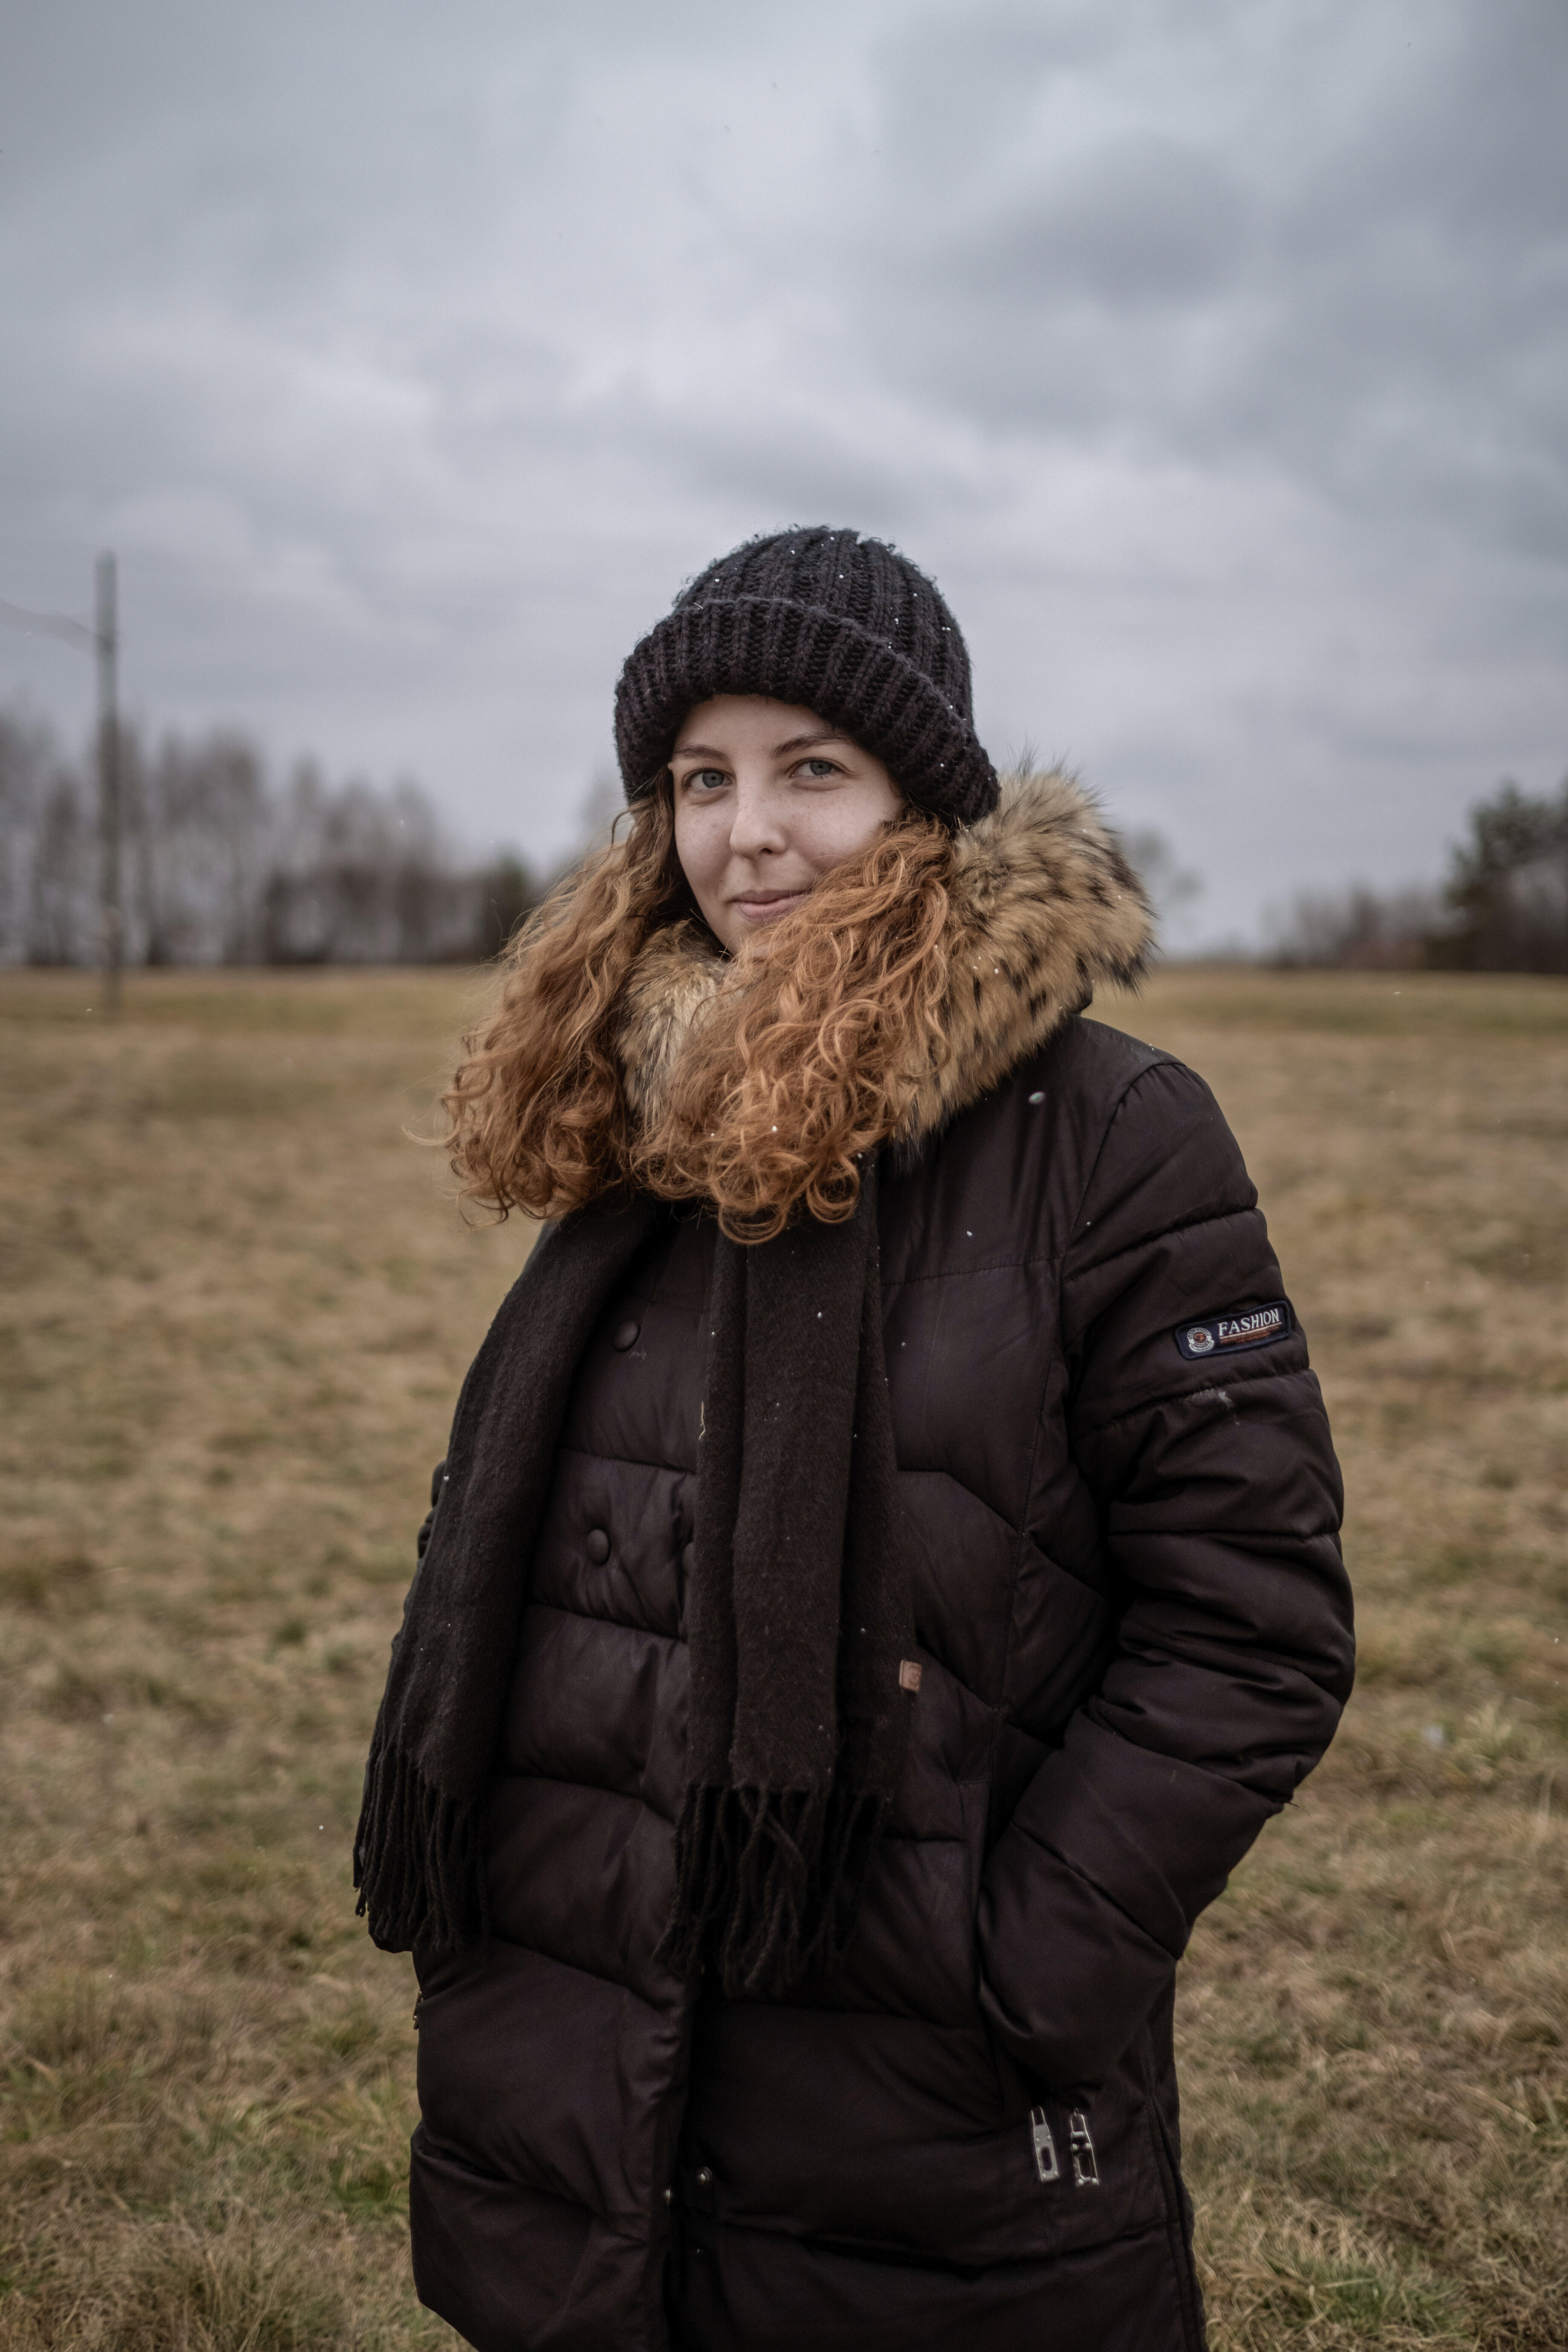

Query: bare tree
[0,712,55,962]
[262,765,481,962]
[28,771,94,966]
[142,729,268,963]
[1267,883,1442,969]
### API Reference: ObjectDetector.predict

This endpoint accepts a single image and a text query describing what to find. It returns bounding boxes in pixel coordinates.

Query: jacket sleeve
[977,1057,1354,2097]
[416,1459,447,1565]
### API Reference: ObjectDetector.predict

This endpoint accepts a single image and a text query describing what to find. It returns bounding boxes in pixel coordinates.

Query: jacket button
[612,1318,640,1351]
[586,1529,611,1564]
[696,2167,713,2186]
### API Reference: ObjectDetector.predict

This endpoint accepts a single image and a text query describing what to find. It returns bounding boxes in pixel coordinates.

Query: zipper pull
[1029,2106,1060,2183]
[412,1994,424,2030]
[1068,2109,1100,2188]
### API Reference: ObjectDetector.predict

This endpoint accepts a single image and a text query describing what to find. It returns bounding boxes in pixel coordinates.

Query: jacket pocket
[993,2063,1171,2261]
[410,2127,666,2352]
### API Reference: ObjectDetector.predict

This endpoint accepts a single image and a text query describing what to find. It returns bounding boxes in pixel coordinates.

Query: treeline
[8,697,1563,975]
[0,710,537,967]
[1270,777,1568,972]
[0,704,1203,972]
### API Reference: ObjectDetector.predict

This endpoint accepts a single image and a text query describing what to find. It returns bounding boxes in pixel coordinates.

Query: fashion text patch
[1174,1300,1292,1362]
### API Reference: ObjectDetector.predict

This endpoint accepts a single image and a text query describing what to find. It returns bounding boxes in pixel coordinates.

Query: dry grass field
[2,962,1565,2350]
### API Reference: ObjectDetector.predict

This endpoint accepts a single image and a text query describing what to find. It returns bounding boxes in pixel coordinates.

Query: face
[670,695,903,954]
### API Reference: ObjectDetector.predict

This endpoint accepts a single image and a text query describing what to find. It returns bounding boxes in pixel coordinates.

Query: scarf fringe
[658,1781,887,1998]
[354,1740,488,1955]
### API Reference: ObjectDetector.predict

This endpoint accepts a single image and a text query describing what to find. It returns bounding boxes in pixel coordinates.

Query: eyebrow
[671,731,853,762]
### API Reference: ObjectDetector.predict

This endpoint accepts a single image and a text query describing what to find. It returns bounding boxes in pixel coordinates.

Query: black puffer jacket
[406,933,1352,2351]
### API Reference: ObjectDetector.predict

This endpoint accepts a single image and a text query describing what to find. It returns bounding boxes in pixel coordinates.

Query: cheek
[673,802,723,902]
[797,790,897,873]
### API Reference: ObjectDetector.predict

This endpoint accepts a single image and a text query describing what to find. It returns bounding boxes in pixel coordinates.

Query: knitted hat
[614,527,1000,828]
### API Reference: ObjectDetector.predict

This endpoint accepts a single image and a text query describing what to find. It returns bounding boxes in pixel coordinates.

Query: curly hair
[441,784,958,1240]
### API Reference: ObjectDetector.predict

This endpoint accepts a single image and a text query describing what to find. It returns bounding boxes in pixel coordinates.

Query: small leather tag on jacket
[1174,1300,1292,1361]
[898,1660,923,1693]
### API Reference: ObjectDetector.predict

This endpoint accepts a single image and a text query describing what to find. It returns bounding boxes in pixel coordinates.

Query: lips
[728,890,808,923]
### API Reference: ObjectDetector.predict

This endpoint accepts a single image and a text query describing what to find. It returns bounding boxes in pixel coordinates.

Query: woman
[356,528,1352,2352]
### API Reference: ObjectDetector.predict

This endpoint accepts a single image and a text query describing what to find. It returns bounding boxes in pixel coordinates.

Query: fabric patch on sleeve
[1174,1300,1293,1361]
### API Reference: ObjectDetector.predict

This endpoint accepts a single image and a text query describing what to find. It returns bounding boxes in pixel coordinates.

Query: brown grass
[2,962,1565,2348]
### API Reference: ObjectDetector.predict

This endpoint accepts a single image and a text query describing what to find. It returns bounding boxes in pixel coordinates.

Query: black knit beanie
[614,527,1000,828]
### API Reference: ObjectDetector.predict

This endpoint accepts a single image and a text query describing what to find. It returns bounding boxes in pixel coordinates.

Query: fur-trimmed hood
[617,769,1155,1152]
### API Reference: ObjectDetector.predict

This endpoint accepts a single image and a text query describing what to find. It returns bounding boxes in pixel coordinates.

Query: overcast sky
[2,0,1564,943]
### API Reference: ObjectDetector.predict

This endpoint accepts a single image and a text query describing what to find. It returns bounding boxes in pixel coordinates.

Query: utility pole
[0,554,126,1004]
[96,553,122,1011]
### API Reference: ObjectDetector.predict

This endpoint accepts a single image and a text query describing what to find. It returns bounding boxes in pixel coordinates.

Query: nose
[727,775,787,861]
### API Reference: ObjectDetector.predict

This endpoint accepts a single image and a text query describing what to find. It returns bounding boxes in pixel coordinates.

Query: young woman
[356,528,1353,2352]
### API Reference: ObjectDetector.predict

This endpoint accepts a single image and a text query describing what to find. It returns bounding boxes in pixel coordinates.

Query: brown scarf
[354,1165,913,1997]
[661,1159,911,1995]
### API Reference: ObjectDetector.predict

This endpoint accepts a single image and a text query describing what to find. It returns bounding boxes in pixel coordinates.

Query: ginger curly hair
[441,781,958,1241]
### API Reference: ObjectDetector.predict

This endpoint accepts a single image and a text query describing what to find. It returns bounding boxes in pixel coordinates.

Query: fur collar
[618,770,1154,1150]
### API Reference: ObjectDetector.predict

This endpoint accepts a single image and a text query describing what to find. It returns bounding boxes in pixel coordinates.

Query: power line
[0,594,98,653]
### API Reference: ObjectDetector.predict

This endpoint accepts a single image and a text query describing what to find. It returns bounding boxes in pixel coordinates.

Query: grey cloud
[842,0,1568,565]
[946,137,1249,311]
[0,0,1563,919]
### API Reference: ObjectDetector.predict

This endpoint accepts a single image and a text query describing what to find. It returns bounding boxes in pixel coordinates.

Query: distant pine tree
[1431,778,1568,974]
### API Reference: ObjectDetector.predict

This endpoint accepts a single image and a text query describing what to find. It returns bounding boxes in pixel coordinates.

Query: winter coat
[397,778,1354,2352]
